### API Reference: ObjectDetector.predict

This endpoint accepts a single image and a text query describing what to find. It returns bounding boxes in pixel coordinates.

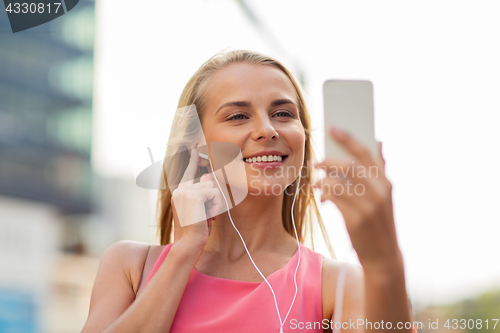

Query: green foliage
[459,289,500,332]
[415,288,500,333]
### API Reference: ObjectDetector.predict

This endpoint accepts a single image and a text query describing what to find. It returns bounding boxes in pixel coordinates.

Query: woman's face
[200,62,305,196]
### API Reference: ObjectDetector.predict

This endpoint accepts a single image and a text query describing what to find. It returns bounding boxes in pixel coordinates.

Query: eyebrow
[216,101,252,114]
[215,99,297,114]
[270,99,296,107]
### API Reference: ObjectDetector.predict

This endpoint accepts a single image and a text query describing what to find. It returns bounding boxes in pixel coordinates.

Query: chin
[246,178,294,197]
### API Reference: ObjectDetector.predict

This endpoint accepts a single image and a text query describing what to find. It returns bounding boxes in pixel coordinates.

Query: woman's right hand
[171,149,222,251]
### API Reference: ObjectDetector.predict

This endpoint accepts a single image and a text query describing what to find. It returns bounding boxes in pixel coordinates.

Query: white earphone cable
[207,157,301,333]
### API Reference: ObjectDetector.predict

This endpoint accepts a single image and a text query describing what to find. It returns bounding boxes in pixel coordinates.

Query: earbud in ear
[198,151,209,160]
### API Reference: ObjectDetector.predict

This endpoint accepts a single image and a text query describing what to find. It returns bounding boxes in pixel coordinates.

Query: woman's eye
[274,110,293,118]
[227,113,247,121]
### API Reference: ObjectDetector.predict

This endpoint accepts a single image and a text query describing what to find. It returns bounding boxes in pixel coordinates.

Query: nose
[251,114,279,141]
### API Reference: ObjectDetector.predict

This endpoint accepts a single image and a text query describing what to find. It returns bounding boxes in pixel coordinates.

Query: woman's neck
[204,193,294,259]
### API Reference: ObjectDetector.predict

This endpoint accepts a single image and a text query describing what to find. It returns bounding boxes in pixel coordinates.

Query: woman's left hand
[313,126,401,270]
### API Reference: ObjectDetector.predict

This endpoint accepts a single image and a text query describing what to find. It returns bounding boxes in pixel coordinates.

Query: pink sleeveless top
[145,243,325,333]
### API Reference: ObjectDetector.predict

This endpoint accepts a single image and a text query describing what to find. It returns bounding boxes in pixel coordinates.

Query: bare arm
[324,257,411,333]
[362,251,411,332]
[316,129,412,332]
[81,151,220,333]
[81,239,204,333]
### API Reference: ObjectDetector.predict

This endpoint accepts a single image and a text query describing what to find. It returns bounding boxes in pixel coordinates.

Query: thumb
[376,140,385,168]
[207,187,224,219]
[200,172,212,183]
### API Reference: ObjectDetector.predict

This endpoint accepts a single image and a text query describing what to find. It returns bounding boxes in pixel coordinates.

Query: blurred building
[0,1,156,329]
[0,5,94,214]
[0,1,98,332]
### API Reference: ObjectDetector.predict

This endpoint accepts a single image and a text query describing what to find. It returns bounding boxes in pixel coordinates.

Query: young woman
[81,50,412,333]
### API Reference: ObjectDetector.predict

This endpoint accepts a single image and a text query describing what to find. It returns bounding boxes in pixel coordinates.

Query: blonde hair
[157,50,335,258]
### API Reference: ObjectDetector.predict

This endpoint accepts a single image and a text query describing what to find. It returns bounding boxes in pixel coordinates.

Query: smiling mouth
[243,155,288,163]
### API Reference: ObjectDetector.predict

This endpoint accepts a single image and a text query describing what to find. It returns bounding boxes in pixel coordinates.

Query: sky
[93,0,500,306]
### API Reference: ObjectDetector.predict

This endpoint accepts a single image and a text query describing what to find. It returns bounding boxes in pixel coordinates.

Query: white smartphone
[323,80,379,159]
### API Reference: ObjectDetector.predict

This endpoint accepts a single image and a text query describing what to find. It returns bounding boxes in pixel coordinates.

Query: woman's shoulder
[299,245,363,278]
[100,240,152,294]
[321,256,365,320]
[106,239,151,250]
[103,240,151,262]
[321,257,364,280]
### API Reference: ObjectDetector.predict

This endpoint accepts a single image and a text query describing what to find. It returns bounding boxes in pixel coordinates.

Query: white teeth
[245,155,286,163]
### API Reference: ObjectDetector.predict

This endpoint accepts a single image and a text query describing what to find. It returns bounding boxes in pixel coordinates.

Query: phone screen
[323,80,379,159]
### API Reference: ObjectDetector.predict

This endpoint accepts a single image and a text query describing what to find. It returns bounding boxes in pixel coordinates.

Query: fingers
[207,187,223,219]
[313,177,367,206]
[314,158,384,195]
[328,126,385,177]
[189,180,215,190]
[200,172,212,183]
[179,149,200,186]
[376,141,386,169]
[314,180,366,227]
[199,173,223,219]
[328,126,375,166]
[313,134,392,211]
[190,172,223,220]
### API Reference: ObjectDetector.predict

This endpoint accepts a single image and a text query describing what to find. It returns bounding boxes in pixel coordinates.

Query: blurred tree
[459,289,500,332]
[415,289,500,333]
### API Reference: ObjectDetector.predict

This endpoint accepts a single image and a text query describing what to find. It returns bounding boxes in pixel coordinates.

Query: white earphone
[201,148,350,333]
[204,152,301,333]
[198,151,210,160]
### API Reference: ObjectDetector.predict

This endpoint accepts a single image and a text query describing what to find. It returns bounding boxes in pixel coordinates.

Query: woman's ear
[186,143,210,167]
[197,149,210,167]
[186,142,198,152]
